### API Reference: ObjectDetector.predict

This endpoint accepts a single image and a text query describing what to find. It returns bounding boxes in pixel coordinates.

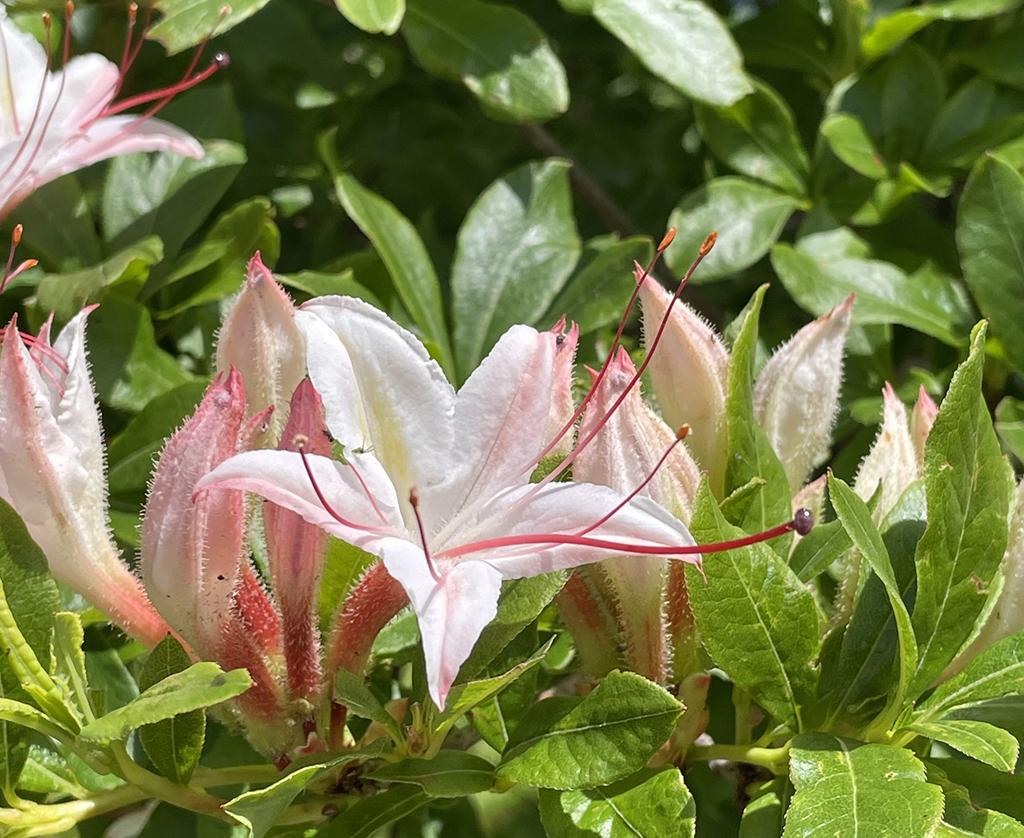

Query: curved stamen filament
[0,13,53,186]
[527,227,677,473]
[343,455,389,525]
[409,489,441,582]
[295,441,381,533]
[439,509,812,562]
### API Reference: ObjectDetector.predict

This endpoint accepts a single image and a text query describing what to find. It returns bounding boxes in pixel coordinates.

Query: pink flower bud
[0,312,168,646]
[754,296,853,491]
[216,253,305,446]
[911,385,939,470]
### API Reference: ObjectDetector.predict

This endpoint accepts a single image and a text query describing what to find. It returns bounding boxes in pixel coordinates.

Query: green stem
[0,783,149,831]
[110,743,226,817]
[688,742,791,774]
[191,764,283,787]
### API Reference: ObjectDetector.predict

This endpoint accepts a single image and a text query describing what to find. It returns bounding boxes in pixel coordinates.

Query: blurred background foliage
[1,0,1023,830]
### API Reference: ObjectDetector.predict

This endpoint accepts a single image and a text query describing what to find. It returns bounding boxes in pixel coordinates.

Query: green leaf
[368,751,495,797]
[330,171,453,377]
[957,24,1024,92]
[917,630,1024,719]
[785,735,944,837]
[545,236,653,335]
[911,323,1011,695]
[148,0,276,54]
[665,178,797,282]
[79,664,251,743]
[685,483,819,730]
[931,758,1024,822]
[771,231,972,345]
[789,518,852,583]
[451,158,580,378]
[12,175,102,270]
[334,670,403,744]
[539,767,696,838]
[827,473,918,725]
[593,0,752,106]
[0,699,73,742]
[330,785,429,838]
[904,720,1018,772]
[34,238,164,326]
[996,398,1024,466]
[51,613,89,726]
[337,0,405,33]
[723,285,793,537]
[935,772,1024,837]
[740,778,789,838]
[861,0,1022,59]
[695,80,809,196]
[318,540,377,639]
[224,765,322,838]
[87,296,196,412]
[107,381,209,494]
[279,270,383,309]
[821,113,888,180]
[139,636,205,784]
[401,0,569,123]
[957,154,1024,371]
[497,671,683,789]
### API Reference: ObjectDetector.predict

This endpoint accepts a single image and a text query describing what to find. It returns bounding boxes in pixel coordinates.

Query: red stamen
[438,508,812,562]
[344,455,389,525]
[528,227,678,471]
[536,232,717,489]
[1,225,23,294]
[295,439,380,533]
[62,2,74,66]
[409,489,441,583]
[578,424,691,537]
[102,53,229,116]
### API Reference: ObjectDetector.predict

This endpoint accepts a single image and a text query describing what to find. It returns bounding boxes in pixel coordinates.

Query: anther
[699,231,718,257]
[658,226,677,252]
[676,423,691,441]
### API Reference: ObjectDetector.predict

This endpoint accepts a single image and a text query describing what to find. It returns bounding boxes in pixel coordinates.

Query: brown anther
[128,2,138,21]
[21,259,37,271]
[11,225,22,246]
[409,488,420,507]
[64,1,74,21]
[658,227,677,252]
[699,231,718,257]
[676,423,691,441]
[292,433,309,449]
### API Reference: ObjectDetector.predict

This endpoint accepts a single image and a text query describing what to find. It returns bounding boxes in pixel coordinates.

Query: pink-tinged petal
[141,371,247,651]
[639,275,729,491]
[911,385,939,470]
[545,318,579,460]
[853,383,917,522]
[438,324,559,521]
[265,380,330,700]
[0,315,168,646]
[0,8,49,140]
[216,254,306,446]
[296,297,456,514]
[197,449,404,550]
[440,482,696,578]
[380,538,503,709]
[754,295,853,491]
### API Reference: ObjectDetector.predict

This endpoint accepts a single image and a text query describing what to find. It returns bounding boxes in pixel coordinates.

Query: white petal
[854,384,917,522]
[0,8,48,141]
[297,297,456,517]
[754,296,853,491]
[381,538,502,709]
[438,324,557,517]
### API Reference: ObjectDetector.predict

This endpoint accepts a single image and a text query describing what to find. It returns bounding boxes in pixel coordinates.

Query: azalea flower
[0,309,169,646]
[0,3,218,221]
[199,297,805,709]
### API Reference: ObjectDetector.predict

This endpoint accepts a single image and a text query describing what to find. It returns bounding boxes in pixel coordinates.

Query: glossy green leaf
[905,719,1019,771]
[594,0,752,106]
[539,767,696,838]
[139,635,205,784]
[334,670,403,744]
[12,175,102,269]
[368,751,495,797]
[665,178,797,282]
[0,699,73,742]
[318,540,377,639]
[821,113,888,179]
[739,778,788,838]
[789,518,852,583]
[911,323,1011,695]
[497,671,683,789]
[931,758,1024,822]
[771,230,972,345]
[451,158,580,378]
[785,735,944,837]
[402,0,569,123]
[224,765,322,838]
[862,0,1022,59]
[337,0,405,33]
[695,80,809,195]
[331,171,453,376]
[148,0,276,54]
[917,630,1024,719]
[685,484,819,730]
[996,398,1024,466]
[79,664,251,743]
[957,154,1024,370]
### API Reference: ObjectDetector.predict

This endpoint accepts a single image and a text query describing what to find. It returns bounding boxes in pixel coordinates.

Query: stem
[688,742,791,774]
[110,743,226,817]
[0,783,149,830]
[191,764,283,787]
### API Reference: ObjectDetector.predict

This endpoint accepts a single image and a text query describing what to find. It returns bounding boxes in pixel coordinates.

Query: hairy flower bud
[854,383,919,522]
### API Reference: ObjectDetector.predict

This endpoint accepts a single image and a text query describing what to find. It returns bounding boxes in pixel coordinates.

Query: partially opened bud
[754,295,853,491]
[265,379,330,701]
[853,384,918,522]
[639,271,729,491]
[543,317,579,460]
[216,253,305,446]
[574,347,701,683]
[911,386,938,470]
[0,311,169,646]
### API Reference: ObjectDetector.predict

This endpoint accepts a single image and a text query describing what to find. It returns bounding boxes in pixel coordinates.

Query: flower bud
[854,383,918,522]
[754,296,853,491]
[0,311,168,646]
[216,253,305,446]
[639,273,729,491]
[911,385,938,470]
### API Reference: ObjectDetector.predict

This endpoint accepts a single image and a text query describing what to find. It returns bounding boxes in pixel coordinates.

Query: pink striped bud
[911,385,938,470]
